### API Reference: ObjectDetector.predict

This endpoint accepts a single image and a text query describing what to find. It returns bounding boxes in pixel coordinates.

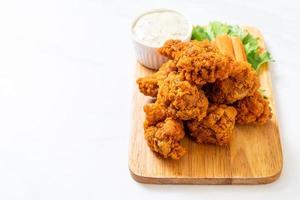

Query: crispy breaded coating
[159,40,234,86]
[136,60,177,97]
[158,39,189,60]
[143,103,166,126]
[136,78,158,97]
[187,104,237,146]
[144,117,186,159]
[233,91,272,125]
[157,72,208,121]
[205,62,260,104]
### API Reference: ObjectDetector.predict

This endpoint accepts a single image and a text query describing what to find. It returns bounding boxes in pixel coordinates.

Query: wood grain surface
[128,27,283,185]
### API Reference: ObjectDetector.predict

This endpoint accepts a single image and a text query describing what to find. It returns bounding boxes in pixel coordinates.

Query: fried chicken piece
[158,39,189,60]
[143,103,186,159]
[157,72,208,121]
[144,103,166,126]
[144,117,186,159]
[187,104,237,146]
[205,61,260,104]
[159,40,235,86]
[136,60,177,97]
[233,91,272,125]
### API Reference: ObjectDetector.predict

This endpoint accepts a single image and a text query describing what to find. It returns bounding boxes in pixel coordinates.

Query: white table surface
[0,0,299,199]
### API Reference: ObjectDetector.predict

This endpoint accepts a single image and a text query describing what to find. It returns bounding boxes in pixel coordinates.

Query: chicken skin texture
[157,73,208,121]
[187,104,237,146]
[159,40,235,86]
[144,117,186,160]
[136,60,177,97]
[205,62,260,104]
[233,91,272,125]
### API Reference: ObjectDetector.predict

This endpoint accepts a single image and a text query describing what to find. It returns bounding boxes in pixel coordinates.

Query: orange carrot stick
[215,35,235,58]
[231,36,247,62]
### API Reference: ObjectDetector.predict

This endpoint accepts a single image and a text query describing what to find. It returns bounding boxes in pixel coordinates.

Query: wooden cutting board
[128,27,283,184]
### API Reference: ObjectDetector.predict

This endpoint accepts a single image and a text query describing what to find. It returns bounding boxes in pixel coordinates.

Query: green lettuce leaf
[228,25,246,39]
[191,22,273,70]
[207,21,230,39]
[192,26,210,41]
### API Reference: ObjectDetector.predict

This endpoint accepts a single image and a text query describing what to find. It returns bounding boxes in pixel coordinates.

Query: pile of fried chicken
[136,39,272,160]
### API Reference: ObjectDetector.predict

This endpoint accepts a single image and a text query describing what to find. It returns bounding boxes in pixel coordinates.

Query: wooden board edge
[129,170,283,185]
[129,167,282,185]
[245,27,283,184]
[129,166,232,185]
[129,155,282,185]
[233,172,282,185]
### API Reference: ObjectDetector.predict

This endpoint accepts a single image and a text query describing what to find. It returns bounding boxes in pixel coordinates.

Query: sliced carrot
[215,35,235,58]
[231,36,247,62]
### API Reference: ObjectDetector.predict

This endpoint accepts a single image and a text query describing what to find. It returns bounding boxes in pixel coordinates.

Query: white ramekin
[131,9,193,70]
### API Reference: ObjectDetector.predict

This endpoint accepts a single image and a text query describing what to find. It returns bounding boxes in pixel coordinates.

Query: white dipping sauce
[132,10,190,47]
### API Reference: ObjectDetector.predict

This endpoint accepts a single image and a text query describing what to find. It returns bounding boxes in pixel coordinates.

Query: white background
[0,0,299,199]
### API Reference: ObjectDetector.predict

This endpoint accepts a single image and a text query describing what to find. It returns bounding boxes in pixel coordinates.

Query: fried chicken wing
[144,117,186,160]
[205,62,260,104]
[159,40,234,86]
[137,60,177,97]
[187,104,237,146]
[233,91,272,125]
[157,72,208,121]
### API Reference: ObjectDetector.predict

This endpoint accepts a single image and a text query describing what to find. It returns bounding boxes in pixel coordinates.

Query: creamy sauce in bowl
[132,10,191,47]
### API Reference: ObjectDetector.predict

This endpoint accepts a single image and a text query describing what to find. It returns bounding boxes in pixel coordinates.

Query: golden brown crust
[144,117,186,160]
[157,73,208,121]
[187,104,237,146]
[205,62,260,104]
[136,60,177,97]
[143,103,166,126]
[159,40,235,86]
[158,39,189,60]
[233,91,272,125]
[136,77,158,97]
